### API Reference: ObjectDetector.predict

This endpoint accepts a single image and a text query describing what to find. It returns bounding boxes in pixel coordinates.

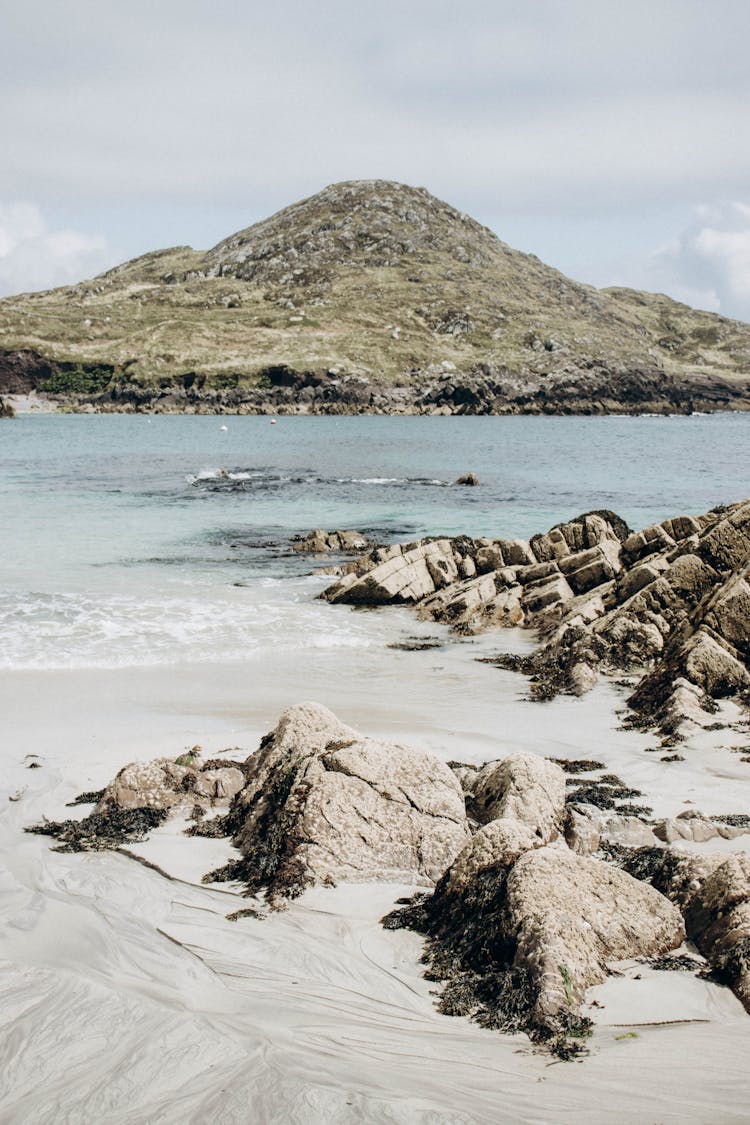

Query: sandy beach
[2,645,750,1124]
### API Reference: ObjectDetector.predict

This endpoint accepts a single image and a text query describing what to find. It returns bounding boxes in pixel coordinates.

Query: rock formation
[386,831,683,1056]
[323,500,750,735]
[614,846,750,1016]
[96,753,246,815]
[203,703,470,899]
[291,528,373,553]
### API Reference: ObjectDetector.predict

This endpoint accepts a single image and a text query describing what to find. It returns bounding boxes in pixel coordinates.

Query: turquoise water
[1,413,748,668]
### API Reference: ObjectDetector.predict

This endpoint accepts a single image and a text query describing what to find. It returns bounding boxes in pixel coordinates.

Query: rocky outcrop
[0,396,15,418]
[324,500,750,733]
[617,847,750,1015]
[206,703,470,899]
[386,836,683,1056]
[291,528,373,553]
[96,754,246,815]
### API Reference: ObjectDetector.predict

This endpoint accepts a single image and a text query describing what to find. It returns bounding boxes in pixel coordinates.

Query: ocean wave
[0,588,375,671]
[186,467,451,493]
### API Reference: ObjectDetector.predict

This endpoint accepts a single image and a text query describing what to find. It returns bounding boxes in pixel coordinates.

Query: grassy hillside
[0,180,748,408]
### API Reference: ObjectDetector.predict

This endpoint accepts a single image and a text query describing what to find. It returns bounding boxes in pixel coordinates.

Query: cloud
[0,202,110,297]
[1,1,749,218]
[649,203,750,322]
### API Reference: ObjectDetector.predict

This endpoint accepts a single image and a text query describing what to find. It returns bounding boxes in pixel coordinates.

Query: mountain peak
[205,179,497,286]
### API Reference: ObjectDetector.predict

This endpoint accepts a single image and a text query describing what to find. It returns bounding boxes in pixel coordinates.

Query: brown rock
[229,703,470,897]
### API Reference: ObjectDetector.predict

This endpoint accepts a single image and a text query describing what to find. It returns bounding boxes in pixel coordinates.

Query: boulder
[443,818,540,892]
[96,755,246,816]
[323,539,459,604]
[506,848,685,1035]
[471,753,566,840]
[227,703,470,898]
[683,854,750,1013]
[475,543,505,573]
[698,501,750,572]
[564,805,601,855]
[453,472,479,486]
[386,840,683,1055]
[292,528,372,552]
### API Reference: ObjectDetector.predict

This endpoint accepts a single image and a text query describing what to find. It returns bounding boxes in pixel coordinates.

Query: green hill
[1,180,749,413]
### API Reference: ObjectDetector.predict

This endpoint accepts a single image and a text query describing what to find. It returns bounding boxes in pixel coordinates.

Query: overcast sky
[1,0,749,321]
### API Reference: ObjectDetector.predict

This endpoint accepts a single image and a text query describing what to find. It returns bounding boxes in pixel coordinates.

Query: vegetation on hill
[0,180,748,412]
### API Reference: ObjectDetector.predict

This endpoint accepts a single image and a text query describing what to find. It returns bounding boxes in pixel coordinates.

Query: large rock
[628,848,750,1015]
[97,755,245,815]
[443,818,541,892]
[684,854,750,1013]
[323,539,459,604]
[506,847,685,1034]
[470,753,566,840]
[228,703,470,897]
[385,838,683,1055]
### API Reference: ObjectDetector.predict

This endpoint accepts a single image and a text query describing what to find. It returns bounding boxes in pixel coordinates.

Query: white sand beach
[2,643,750,1124]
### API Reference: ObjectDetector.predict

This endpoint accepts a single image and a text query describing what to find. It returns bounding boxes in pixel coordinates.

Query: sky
[1,0,749,321]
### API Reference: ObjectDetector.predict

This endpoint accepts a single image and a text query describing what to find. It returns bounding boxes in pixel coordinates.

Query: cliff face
[1,180,749,414]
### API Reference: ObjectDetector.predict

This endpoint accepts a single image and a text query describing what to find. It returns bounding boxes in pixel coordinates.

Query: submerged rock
[207,703,470,899]
[291,528,373,553]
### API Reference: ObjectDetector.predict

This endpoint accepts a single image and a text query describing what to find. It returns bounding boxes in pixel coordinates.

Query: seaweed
[202,763,311,899]
[548,758,606,774]
[616,803,654,819]
[26,806,167,852]
[382,865,592,1059]
[710,813,750,828]
[565,780,642,809]
[600,843,685,893]
[65,788,106,807]
[645,953,702,972]
[705,937,750,989]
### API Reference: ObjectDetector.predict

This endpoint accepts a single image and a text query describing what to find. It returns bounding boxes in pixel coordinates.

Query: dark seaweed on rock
[202,763,311,899]
[711,813,750,828]
[65,788,106,807]
[646,953,703,972]
[598,843,685,892]
[26,806,168,852]
[383,865,591,1058]
[565,780,642,809]
[706,937,750,990]
[548,758,606,774]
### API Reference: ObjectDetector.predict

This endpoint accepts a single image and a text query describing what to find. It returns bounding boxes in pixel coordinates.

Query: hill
[1,180,749,414]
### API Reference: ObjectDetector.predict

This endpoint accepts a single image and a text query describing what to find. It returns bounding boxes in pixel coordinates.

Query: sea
[1,412,749,672]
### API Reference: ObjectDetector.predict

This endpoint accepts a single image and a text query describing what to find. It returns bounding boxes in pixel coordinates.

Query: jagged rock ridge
[322,499,750,735]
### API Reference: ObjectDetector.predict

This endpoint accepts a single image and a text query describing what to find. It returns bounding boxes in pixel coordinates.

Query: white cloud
[649,203,750,323]
[0,203,110,297]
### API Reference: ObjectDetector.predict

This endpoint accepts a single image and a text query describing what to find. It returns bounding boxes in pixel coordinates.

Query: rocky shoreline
[3,347,750,416]
[29,699,750,1059]
[321,500,750,742]
[26,496,750,1060]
